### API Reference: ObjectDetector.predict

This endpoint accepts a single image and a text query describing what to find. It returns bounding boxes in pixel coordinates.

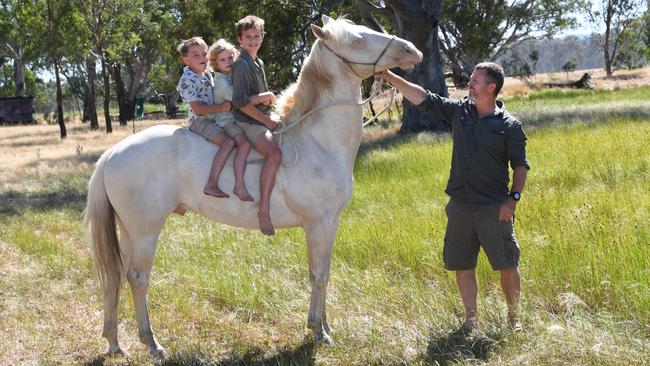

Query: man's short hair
[177,37,207,57]
[474,62,504,96]
[236,15,265,38]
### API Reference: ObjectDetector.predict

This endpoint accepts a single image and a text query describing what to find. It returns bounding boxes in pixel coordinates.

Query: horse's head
[311,15,423,79]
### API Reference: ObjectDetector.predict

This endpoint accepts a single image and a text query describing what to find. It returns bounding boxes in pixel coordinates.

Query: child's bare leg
[253,132,282,235]
[232,134,254,202]
[204,133,234,198]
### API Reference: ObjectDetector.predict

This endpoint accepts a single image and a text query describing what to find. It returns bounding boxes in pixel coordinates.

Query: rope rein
[273,78,395,135]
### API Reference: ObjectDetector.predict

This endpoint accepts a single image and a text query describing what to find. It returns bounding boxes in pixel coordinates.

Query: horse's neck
[295,71,363,168]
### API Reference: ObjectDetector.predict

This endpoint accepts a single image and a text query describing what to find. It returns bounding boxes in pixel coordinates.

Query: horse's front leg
[303,214,339,345]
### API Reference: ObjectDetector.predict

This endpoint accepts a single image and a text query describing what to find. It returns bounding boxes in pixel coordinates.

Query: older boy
[177,36,234,198]
[231,15,282,236]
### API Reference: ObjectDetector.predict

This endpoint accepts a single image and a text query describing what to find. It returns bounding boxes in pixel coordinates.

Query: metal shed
[0,96,35,124]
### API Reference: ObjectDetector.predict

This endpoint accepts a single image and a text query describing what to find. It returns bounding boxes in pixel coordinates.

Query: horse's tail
[84,149,122,308]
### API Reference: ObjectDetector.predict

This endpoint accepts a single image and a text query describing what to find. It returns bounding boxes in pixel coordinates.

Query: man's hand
[499,198,516,221]
[374,70,396,83]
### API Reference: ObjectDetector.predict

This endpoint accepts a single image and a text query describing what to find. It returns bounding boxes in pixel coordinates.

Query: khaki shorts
[189,119,244,141]
[235,121,271,144]
[443,199,520,271]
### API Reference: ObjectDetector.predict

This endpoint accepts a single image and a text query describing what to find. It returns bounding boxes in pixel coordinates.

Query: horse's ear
[311,24,330,41]
[322,14,333,25]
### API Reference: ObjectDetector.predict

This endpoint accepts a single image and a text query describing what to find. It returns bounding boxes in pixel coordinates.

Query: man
[376,63,529,331]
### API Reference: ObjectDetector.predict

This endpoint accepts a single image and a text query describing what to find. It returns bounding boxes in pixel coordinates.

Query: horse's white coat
[85,16,422,357]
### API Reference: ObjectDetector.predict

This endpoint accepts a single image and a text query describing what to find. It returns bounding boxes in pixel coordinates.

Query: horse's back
[103,125,209,225]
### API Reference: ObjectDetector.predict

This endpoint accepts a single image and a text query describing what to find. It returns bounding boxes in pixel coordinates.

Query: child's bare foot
[204,184,229,198]
[234,185,254,202]
[258,212,275,236]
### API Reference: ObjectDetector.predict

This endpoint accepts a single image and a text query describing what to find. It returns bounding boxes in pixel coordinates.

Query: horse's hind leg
[304,214,339,345]
[126,223,166,358]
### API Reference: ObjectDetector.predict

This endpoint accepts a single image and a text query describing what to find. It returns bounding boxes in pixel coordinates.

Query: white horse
[85,15,422,357]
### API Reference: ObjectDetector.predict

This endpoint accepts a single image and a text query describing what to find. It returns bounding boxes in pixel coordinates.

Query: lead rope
[273,78,395,136]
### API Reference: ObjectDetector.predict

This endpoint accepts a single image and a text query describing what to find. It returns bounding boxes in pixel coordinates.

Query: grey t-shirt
[231,50,271,126]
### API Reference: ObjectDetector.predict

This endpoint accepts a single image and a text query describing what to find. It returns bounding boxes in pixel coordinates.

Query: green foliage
[439,0,581,81]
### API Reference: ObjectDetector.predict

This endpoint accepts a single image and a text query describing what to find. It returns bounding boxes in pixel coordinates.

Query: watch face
[512,192,521,201]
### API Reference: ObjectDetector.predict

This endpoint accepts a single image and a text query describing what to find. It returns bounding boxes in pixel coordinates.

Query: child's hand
[261,91,276,106]
[219,101,232,112]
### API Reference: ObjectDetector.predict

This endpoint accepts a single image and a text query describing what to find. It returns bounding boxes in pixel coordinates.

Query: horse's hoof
[315,331,334,347]
[149,346,167,360]
[106,346,128,357]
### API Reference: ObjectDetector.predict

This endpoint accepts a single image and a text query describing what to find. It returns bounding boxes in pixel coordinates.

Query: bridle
[320,35,396,78]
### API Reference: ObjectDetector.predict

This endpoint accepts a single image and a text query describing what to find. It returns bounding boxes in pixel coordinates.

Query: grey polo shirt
[418,92,530,204]
[231,49,271,126]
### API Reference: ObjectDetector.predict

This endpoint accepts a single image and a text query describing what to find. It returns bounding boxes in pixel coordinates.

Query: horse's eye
[352,39,365,49]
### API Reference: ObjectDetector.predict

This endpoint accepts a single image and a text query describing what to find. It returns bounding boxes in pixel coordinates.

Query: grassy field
[1,86,649,365]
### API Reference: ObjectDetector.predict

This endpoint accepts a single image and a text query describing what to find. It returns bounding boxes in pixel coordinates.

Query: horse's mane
[276,22,354,121]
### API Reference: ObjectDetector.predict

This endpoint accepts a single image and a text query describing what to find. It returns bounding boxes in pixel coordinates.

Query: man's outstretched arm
[375,70,427,105]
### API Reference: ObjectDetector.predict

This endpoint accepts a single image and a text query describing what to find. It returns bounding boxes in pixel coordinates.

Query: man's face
[182,45,208,74]
[467,69,495,102]
[237,27,264,55]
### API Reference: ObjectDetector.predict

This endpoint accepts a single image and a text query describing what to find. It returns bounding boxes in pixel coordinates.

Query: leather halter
[320,35,396,78]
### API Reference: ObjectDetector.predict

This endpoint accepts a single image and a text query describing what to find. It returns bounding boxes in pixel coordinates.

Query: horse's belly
[193,196,303,230]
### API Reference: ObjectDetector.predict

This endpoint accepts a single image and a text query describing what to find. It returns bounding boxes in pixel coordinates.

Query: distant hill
[497,35,605,74]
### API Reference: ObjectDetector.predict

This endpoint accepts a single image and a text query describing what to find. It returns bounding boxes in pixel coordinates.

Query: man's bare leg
[456,269,478,330]
[500,267,522,331]
[232,134,254,202]
[253,132,282,235]
[204,133,234,198]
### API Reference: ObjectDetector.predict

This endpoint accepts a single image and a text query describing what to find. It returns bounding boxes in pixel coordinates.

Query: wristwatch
[508,191,521,201]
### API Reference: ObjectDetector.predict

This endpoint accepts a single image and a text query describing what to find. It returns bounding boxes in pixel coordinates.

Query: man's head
[177,37,208,74]
[236,15,265,56]
[474,62,504,95]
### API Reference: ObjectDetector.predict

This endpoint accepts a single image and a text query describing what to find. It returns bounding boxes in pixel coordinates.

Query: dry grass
[448,65,650,98]
[0,119,186,188]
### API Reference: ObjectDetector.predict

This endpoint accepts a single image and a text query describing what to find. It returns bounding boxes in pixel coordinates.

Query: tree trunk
[359,0,448,132]
[13,47,25,96]
[86,56,99,129]
[112,63,133,125]
[100,56,112,133]
[54,60,67,139]
[400,29,449,132]
[164,92,179,118]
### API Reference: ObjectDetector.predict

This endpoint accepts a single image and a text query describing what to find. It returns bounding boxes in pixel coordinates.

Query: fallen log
[544,72,593,89]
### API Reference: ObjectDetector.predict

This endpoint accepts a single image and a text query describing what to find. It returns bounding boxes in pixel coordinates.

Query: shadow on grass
[0,153,99,217]
[0,186,87,217]
[422,326,500,365]
[84,338,317,366]
[358,130,449,157]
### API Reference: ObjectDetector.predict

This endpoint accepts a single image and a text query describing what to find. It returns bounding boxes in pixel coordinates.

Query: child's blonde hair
[176,36,207,57]
[235,15,265,38]
[208,39,239,73]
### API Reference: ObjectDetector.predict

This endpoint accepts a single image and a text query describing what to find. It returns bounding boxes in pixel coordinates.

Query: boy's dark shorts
[443,199,520,271]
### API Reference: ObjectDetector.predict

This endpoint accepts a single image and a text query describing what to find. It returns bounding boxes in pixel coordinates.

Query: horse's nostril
[403,45,411,54]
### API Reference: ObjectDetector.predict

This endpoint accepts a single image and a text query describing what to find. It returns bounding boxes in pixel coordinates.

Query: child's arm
[189,100,231,116]
[249,91,275,106]
[239,104,279,130]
